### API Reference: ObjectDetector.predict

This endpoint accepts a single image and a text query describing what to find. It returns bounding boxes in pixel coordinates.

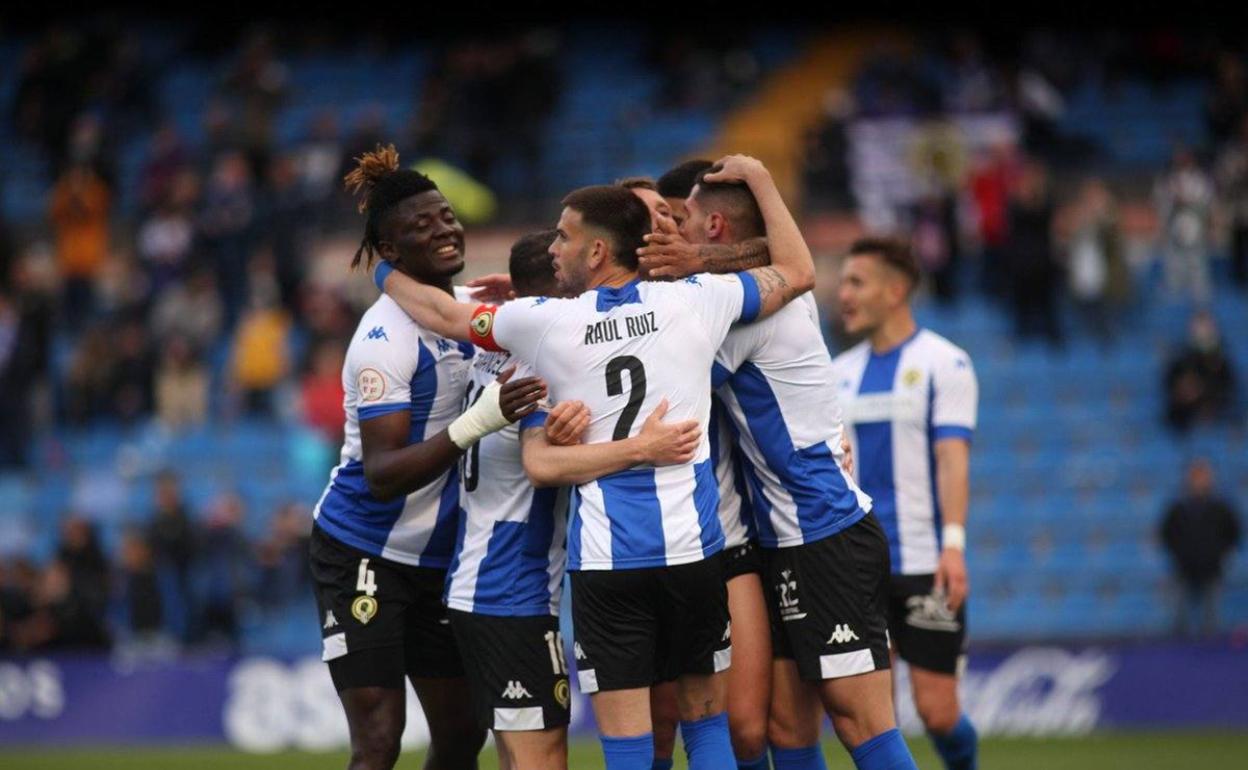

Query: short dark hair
[561,185,651,270]
[657,159,714,199]
[509,229,558,297]
[615,176,657,192]
[691,165,766,239]
[848,236,921,290]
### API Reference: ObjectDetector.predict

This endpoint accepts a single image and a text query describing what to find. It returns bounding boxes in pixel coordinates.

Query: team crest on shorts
[554,678,570,709]
[352,595,378,625]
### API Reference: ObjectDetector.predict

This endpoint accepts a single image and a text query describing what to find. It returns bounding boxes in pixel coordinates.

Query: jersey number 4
[605,355,647,440]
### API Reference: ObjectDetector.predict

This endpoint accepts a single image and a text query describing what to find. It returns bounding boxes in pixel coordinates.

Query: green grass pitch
[5,732,1248,769]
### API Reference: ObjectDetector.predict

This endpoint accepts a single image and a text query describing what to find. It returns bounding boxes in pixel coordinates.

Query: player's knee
[349,718,403,770]
[426,718,486,767]
[729,714,768,760]
[914,690,960,735]
[768,712,819,749]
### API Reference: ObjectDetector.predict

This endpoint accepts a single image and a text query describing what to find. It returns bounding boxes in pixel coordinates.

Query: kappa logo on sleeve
[357,369,386,402]
[364,326,389,342]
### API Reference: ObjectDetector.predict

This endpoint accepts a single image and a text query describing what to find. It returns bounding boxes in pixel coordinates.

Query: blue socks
[771,744,828,769]
[738,750,771,770]
[602,732,654,770]
[850,728,917,770]
[651,759,675,770]
[930,715,978,770]
[681,712,736,770]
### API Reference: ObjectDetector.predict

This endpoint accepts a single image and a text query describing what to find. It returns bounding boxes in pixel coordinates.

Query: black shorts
[723,540,764,581]
[449,610,571,732]
[570,553,731,694]
[763,515,892,683]
[887,573,968,676]
[309,525,464,690]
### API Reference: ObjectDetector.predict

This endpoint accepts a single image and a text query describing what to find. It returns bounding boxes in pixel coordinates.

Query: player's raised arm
[704,155,815,320]
[521,399,701,487]
[375,261,478,344]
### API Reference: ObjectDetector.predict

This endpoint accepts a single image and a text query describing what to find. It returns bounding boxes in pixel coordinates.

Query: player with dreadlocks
[310,145,548,770]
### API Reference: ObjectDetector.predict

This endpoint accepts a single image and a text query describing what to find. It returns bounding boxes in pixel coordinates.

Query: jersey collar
[594,279,643,312]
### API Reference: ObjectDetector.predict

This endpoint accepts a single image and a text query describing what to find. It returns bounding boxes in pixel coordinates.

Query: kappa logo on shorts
[826,624,860,645]
[722,621,732,642]
[323,610,338,630]
[573,642,586,661]
[777,569,808,621]
[904,593,961,633]
[351,595,378,625]
[501,680,533,700]
[554,678,570,709]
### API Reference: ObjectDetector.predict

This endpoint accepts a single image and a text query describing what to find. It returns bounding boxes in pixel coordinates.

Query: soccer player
[639,172,920,770]
[446,230,706,770]
[375,155,816,770]
[831,237,979,770]
[310,146,547,770]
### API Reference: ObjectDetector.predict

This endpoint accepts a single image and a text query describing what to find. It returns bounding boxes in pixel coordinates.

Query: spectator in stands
[1164,310,1239,432]
[137,122,191,213]
[1065,177,1128,348]
[197,492,253,647]
[150,269,224,352]
[1160,459,1243,638]
[48,162,110,330]
[63,324,117,425]
[0,285,48,467]
[1005,159,1063,346]
[228,277,290,417]
[115,529,171,655]
[11,558,110,652]
[1155,147,1214,303]
[147,470,196,640]
[969,139,1019,300]
[136,172,198,297]
[1207,52,1248,148]
[296,111,343,223]
[1215,115,1248,290]
[0,558,38,652]
[105,316,155,424]
[261,154,310,314]
[56,516,108,621]
[299,338,346,445]
[255,502,313,610]
[198,150,257,330]
[154,335,209,431]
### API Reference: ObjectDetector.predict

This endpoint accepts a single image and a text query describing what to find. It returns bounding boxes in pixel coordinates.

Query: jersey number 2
[605,355,647,440]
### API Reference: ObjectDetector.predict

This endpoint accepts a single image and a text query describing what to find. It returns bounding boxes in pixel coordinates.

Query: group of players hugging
[310,144,979,770]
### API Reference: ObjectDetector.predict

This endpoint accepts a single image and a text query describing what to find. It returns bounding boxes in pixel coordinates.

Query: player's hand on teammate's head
[638,221,700,279]
[467,273,516,304]
[638,398,701,466]
[704,154,769,185]
[497,365,549,422]
[545,400,591,446]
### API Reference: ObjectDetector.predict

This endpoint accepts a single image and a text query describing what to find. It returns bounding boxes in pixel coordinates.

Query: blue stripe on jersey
[470,486,558,615]
[313,460,403,557]
[857,347,902,571]
[567,485,584,570]
[927,380,943,553]
[599,468,666,567]
[359,402,410,421]
[408,340,438,441]
[933,426,974,442]
[737,272,761,322]
[421,471,462,567]
[595,279,643,311]
[692,458,721,557]
[741,459,777,545]
[711,361,733,389]
[729,362,865,545]
[457,340,475,360]
[519,410,549,431]
[443,498,469,605]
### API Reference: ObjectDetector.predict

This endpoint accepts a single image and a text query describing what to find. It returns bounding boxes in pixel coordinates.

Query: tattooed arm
[703,155,815,320]
[637,228,772,279]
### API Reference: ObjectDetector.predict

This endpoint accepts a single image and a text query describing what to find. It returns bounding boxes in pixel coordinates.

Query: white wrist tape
[447,381,509,449]
[942,523,966,552]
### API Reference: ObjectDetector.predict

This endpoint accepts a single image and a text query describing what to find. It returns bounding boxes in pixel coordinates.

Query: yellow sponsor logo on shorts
[554,677,570,709]
[352,595,378,625]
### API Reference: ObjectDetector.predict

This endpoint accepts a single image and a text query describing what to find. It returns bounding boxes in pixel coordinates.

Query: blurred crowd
[0,469,312,654]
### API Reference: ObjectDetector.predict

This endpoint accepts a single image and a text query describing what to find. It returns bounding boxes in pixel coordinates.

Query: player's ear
[377,239,397,264]
[589,238,607,270]
[706,212,724,241]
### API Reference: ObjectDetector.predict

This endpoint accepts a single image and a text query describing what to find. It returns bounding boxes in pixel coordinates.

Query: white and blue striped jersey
[830,329,977,575]
[313,293,474,567]
[484,273,761,571]
[709,396,754,550]
[444,350,567,616]
[713,294,873,549]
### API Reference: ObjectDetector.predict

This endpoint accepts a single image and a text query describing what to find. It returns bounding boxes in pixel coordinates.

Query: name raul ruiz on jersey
[584,311,659,345]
